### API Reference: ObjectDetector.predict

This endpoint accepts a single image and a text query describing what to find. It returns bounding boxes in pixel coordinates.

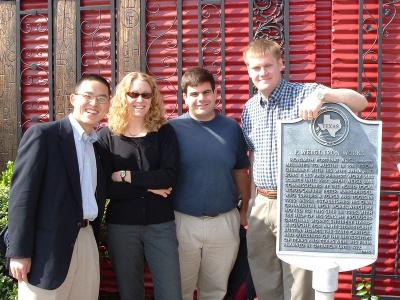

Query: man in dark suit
[6,74,110,299]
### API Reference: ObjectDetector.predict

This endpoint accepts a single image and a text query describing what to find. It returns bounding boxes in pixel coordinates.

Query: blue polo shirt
[170,113,250,216]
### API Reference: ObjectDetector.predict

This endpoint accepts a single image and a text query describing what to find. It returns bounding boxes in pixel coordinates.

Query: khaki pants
[18,226,100,300]
[175,209,240,300]
[247,194,314,300]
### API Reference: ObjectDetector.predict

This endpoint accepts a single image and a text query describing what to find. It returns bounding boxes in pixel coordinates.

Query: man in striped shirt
[241,39,367,300]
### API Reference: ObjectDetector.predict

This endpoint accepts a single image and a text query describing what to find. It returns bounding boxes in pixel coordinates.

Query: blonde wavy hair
[108,72,166,135]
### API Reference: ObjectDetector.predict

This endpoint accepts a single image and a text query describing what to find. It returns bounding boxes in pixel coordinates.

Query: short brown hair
[181,67,215,94]
[243,39,282,65]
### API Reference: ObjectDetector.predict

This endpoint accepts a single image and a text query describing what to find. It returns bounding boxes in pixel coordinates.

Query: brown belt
[256,188,277,199]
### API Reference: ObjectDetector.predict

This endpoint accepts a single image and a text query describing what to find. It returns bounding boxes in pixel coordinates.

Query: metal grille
[16,0,53,138]
[352,191,400,299]
[143,0,227,117]
[77,0,116,89]
[142,0,288,120]
[353,1,400,297]
[15,0,117,137]
[249,0,288,96]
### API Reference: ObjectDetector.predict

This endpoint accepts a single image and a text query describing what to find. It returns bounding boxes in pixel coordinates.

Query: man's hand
[298,90,323,120]
[9,258,31,282]
[148,188,172,198]
[233,168,251,227]
[239,205,248,227]
[299,87,368,119]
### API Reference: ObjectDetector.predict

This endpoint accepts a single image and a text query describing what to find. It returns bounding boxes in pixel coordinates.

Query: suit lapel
[94,144,101,204]
[58,117,83,209]
[93,143,106,203]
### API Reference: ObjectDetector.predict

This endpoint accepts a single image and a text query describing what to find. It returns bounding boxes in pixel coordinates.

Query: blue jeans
[107,221,182,300]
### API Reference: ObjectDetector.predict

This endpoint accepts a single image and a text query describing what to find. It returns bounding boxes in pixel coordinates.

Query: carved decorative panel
[54,0,76,120]
[0,2,17,170]
[117,0,140,80]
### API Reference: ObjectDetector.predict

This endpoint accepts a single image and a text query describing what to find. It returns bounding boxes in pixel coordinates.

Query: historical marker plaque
[277,103,381,272]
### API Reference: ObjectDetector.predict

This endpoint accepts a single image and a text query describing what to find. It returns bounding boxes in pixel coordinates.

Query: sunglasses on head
[126,91,152,99]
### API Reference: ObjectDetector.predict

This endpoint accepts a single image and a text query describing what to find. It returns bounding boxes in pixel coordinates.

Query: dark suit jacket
[6,117,107,290]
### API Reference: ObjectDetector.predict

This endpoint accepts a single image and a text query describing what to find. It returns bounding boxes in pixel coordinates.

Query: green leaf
[365,281,372,289]
[371,296,379,300]
[360,297,369,300]
[356,282,365,290]
[356,290,368,296]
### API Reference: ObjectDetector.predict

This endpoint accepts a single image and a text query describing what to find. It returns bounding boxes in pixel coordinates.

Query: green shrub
[356,278,379,300]
[0,161,17,299]
[0,161,13,229]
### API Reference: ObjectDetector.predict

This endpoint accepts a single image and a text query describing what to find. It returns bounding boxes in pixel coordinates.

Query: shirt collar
[68,114,98,143]
[185,111,218,123]
[258,79,285,107]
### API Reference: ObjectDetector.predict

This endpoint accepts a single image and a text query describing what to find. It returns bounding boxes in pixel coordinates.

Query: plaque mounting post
[312,264,339,300]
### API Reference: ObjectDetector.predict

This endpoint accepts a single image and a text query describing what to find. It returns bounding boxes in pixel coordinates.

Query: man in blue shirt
[241,39,368,300]
[170,67,250,300]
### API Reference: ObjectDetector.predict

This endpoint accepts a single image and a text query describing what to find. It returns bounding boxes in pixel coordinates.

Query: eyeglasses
[126,91,152,99]
[75,93,109,104]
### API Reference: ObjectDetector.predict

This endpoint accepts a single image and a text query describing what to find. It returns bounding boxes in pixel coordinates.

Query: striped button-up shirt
[241,79,325,189]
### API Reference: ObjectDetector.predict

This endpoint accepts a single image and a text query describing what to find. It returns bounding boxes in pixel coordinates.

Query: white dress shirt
[69,114,98,221]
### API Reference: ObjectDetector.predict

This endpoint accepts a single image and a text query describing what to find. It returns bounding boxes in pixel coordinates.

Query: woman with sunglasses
[97,72,181,300]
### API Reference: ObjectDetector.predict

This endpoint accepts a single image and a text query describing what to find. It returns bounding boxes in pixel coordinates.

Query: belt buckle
[200,214,219,219]
[81,219,90,228]
[256,188,277,199]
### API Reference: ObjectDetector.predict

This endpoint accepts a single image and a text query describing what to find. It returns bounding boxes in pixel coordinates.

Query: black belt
[79,219,92,228]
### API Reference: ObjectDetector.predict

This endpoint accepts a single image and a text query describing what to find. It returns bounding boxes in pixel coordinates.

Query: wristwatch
[120,170,126,182]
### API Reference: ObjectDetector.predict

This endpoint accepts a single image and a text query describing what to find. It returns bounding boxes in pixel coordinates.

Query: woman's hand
[147,187,172,198]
